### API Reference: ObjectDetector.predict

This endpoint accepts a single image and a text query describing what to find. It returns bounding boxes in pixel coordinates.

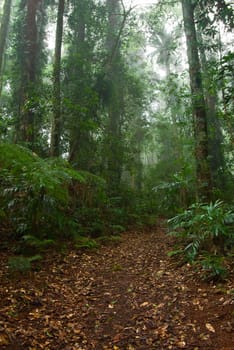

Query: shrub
[0,143,108,244]
[168,200,234,280]
[8,255,42,273]
[0,144,86,238]
[74,236,99,249]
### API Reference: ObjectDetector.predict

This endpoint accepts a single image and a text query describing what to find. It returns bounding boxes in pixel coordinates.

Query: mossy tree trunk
[0,0,12,95]
[105,0,123,193]
[15,0,43,150]
[67,2,86,166]
[197,30,226,191]
[50,0,65,157]
[181,0,212,200]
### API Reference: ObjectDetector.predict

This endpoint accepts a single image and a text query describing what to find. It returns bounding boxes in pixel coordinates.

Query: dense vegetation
[0,0,233,279]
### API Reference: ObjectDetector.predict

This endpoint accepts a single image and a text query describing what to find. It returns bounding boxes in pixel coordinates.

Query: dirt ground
[0,222,233,349]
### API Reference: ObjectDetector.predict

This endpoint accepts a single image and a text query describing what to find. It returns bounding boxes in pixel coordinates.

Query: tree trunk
[50,0,65,157]
[68,2,86,166]
[105,0,123,193]
[181,0,212,200]
[16,0,42,148]
[0,0,12,95]
[197,30,226,190]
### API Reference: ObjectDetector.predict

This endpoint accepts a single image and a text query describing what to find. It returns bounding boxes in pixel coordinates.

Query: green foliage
[109,225,125,234]
[21,235,55,253]
[74,207,106,237]
[8,255,42,273]
[97,235,122,245]
[168,200,234,253]
[168,200,234,280]
[0,143,106,244]
[74,236,99,250]
[198,254,227,281]
[150,165,195,216]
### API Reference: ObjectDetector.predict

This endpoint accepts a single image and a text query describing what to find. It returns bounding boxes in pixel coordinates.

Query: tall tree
[104,0,123,192]
[181,0,212,199]
[65,0,100,169]
[50,0,65,157]
[197,30,226,190]
[13,0,43,148]
[0,0,12,94]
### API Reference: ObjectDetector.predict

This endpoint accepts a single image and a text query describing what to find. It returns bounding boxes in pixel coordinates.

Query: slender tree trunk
[197,31,225,190]
[134,125,145,192]
[0,0,12,95]
[68,4,86,165]
[181,0,212,200]
[105,0,123,192]
[22,0,40,145]
[50,0,65,157]
[16,0,42,148]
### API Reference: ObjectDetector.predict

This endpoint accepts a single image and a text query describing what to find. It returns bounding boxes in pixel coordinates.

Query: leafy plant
[0,144,108,242]
[109,224,125,234]
[8,255,42,273]
[168,200,234,280]
[97,235,122,246]
[21,235,55,254]
[151,166,196,216]
[199,255,228,281]
[74,236,99,250]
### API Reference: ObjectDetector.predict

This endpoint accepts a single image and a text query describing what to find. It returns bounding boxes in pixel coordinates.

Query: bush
[0,143,108,245]
[0,143,87,239]
[168,200,234,280]
[8,255,42,273]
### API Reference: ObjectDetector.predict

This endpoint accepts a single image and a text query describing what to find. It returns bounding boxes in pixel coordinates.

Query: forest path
[0,222,233,350]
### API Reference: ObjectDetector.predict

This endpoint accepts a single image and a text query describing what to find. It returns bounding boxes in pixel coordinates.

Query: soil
[0,222,233,350]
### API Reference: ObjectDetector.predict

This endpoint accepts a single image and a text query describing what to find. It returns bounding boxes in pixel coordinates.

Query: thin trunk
[105,0,123,192]
[51,0,65,157]
[198,31,225,189]
[68,5,86,165]
[181,0,212,200]
[0,0,12,95]
[17,0,42,148]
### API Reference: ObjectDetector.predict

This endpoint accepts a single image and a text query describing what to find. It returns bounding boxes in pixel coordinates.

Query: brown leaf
[205,323,215,333]
[0,333,9,346]
[140,301,149,307]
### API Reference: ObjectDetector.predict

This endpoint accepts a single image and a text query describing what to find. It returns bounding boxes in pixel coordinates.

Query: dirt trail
[0,223,233,349]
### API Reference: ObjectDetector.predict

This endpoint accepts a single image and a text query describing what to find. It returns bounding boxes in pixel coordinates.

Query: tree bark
[0,0,12,95]
[16,0,42,148]
[68,2,86,166]
[197,31,225,190]
[181,0,212,200]
[105,0,123,192]
[50,0,65,157]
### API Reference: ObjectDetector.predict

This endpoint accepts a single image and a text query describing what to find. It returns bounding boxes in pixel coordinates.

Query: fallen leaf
[113,333,123,343]
[127,345,135,350]
[140,301,149,307]
[156,324,168,338]
[205,323,215,333]
[176,340,186,348]
[199,333,210,340]
[0,333,9,345]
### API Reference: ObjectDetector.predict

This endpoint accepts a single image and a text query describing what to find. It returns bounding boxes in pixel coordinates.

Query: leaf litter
[0,222,233,349]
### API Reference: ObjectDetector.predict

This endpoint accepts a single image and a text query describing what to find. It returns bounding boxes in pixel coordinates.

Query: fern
[0,143,100,241]
[8,255,42,273]
[22,235,55,250]
[74,236,99,249]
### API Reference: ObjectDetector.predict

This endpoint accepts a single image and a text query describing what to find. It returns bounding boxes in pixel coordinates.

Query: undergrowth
[168,200,234,281]
[0,143,153,270]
